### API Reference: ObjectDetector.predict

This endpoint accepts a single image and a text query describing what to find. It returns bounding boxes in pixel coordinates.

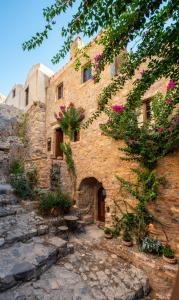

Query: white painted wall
[5,64,54,111]
[0,93,6,104]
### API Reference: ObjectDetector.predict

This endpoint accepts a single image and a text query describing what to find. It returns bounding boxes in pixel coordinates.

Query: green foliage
[140,237,163,255]
[55,103,84,141]
[10,160,38,199]
[60,143,75,174]
[10,173,33,199]
[39,190,72,215]
[100,91,179,169]
[104,227,118,237]
[117,168,164,208]
[23,0,178,115]
[163,245,175,259]
[9,160,24,175]
[122,231,132,242]
[18,113,28,145]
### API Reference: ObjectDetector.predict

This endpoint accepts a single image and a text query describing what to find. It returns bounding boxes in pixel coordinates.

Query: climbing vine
[101,83,179,245]
[60,142,75,175]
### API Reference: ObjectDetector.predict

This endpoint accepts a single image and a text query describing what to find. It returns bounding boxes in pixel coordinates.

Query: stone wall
[25,102,50,188]
[45,41,179,257]
[0,104,24,183]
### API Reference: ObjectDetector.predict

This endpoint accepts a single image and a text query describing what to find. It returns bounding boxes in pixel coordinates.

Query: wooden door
[98,187,106,222]
[55,128,63,158]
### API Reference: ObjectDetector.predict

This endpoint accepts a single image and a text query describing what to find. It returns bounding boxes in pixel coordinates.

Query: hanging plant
[55,103,85,141]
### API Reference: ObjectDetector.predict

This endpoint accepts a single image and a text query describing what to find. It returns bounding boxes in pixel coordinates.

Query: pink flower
[140,69,145,77]
[130,138,135,145]
[157,127,164,132]
[167,80,176,90]
[166,98,173,105]
[112,104,125,113]
[94,54,102,62]
[60,105,66,112]
[79,113,85,121]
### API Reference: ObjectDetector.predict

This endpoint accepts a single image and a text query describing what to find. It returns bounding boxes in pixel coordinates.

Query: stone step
[0,236,69,292]
[0,207,16,218]
[0,194,18,207]
[0,212,49,248]
[0,184,13,195]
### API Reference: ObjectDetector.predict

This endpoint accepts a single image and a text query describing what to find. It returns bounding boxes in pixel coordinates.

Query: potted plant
[163,245,177,264]
[104,227,113,239]
[122,231,133,247]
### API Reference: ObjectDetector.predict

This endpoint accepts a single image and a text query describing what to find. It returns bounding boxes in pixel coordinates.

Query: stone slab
[0,213,49,248]
[0,232,150,299]
[0,194,18,206]
[0,184,13,195]
[0,207,16,218]
[0,236,68,292]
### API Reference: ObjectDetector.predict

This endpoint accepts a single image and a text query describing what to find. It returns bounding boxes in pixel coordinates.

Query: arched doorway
[78,177,106,223]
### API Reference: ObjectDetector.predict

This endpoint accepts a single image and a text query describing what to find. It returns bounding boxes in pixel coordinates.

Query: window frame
[82,65,92,83]
[143,98,152,122]
[25,87,29,106]
[57,83,64,100]
[12,89,16,98]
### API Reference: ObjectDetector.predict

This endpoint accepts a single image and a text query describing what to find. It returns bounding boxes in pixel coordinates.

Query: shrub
[9,160,24,175]
[123,231,132,242]
[140,236,163,255]
[39,190,72,215]
[163,245,175,259]
[10,160,38,199]
[10,173,33,199]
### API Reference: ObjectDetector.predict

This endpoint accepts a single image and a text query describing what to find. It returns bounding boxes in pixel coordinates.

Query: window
[143,99,152,122]
[55,128,63,158]
[25,87,29,106]
[12,89,16,98]
[57,83,63,99]
[83,65,92,83]
[47,138,51,152]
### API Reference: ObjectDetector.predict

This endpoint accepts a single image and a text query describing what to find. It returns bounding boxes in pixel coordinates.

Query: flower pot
[122,239,133,247]
[50,208,60,217]
[104,233,113,239]
[163,255,177,264]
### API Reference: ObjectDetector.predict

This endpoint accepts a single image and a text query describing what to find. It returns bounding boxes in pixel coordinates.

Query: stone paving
[0,225,151,300]
[0,182,151,300]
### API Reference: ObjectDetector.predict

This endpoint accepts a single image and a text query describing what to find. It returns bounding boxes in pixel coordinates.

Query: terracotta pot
[122,239,133,247]
[50,208,60,217]
[163,255,177,264]
[104,233,113,239]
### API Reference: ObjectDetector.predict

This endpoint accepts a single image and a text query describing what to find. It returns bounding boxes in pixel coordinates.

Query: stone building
[5,37,179,256]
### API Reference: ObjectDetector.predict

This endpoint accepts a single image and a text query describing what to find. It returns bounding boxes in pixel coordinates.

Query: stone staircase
[0,184,72,293]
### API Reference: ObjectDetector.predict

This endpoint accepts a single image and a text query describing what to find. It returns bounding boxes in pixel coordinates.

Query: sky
[0,0,83,96]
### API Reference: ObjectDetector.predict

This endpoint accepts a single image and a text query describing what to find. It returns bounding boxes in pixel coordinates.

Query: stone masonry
[18,37,179,258]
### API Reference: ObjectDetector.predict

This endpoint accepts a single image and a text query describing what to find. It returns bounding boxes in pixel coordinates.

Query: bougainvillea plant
[100,82,178,243]
[54,102,85,141]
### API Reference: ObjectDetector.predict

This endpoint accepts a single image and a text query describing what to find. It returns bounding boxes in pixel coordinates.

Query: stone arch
[77,177,106,222]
